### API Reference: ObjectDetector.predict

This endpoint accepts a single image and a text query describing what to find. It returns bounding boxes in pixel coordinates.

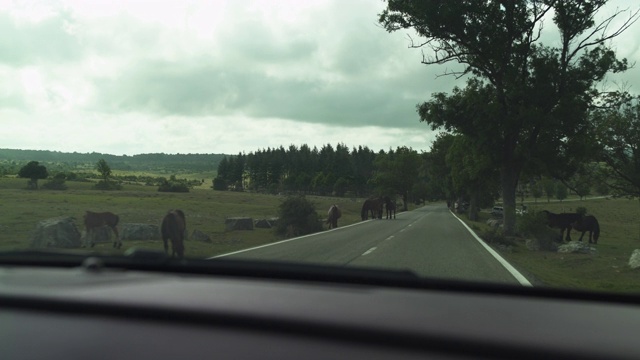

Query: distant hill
[0,149,227,174]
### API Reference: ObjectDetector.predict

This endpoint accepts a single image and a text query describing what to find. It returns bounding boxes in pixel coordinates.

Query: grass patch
[0,177,366,259]
[459,197,640,293]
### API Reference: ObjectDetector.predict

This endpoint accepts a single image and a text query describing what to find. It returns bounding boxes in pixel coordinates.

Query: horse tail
[594,218,600,242]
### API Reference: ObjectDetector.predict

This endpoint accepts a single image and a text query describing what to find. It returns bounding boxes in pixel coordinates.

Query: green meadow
[461,197,640,293]
[0,176,365,258]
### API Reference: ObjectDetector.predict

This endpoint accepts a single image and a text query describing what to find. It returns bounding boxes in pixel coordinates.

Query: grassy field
[0,176,366,258]
[460,197,640,293]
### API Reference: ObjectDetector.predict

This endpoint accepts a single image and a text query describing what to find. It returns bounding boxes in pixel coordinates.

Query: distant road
[213,203,531,286]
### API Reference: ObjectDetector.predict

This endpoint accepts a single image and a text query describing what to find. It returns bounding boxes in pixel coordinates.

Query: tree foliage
[276,196,322,237]
[380,0,637,234]
[18,161,48,189]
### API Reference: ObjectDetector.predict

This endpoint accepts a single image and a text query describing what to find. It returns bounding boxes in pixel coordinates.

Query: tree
[380,1,637,235]
[276,196,322,237]
[18,161,48,189]
[373,146,420,211]
[96,159,112,182]
[593,94,640,198]
[555,183,568,202]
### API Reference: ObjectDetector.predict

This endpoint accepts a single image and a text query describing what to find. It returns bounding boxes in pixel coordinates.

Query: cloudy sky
[1,0,639,156]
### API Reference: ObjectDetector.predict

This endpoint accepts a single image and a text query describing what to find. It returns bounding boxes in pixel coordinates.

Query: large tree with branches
[380,0,638,234]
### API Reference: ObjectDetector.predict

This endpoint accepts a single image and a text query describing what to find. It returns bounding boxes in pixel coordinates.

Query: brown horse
[571,215,600,244]
[361,197,383,220]
[383,196,396,219]
[161,209,186,258]
[326,204,341,229]
[84,211,120,248]
[542,210,581,242]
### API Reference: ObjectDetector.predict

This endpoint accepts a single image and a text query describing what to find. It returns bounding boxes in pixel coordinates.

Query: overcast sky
[1,0,639,156]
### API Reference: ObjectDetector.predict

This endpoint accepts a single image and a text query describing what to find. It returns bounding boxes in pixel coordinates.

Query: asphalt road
[214,203,530,286]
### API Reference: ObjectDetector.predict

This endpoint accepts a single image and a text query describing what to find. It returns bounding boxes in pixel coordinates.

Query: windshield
[2,0,640,294]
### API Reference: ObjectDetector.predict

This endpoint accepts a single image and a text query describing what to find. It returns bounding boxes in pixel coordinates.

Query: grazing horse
[383,196,396,219]
[84,211,120,248]
[326,204,341,229]
[161,209,186,258]
[542,210,581,242]
[361,198,383,220]
[571,215,600,244]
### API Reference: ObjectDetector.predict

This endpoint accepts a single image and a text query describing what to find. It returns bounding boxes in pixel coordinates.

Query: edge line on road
[450,210,533,287]
[208,218,374,259]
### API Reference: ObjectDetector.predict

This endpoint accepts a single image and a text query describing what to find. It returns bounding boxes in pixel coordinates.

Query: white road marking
[385,236,394,240]
[449,210,533,287]
[362,247,377,256]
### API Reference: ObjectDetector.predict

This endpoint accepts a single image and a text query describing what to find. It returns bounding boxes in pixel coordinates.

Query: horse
[361,197,383,220]
[84,211,120,248]
[383,196,396,219]
[571,215,600,244]
[542,210,581,242]
[326,204,341,229]
[161,209,186,258]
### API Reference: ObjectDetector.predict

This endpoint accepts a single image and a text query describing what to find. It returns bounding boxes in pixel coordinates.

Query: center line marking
[362,247,377,256]
[385,236,394,240]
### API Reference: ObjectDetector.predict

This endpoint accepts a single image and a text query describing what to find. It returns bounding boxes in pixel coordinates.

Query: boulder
[191,229,212,243]
[254,219,273,229]
[225,217,254,231]
[30,217,82,248]
[121,223,160,241]
[629,249,640,269]
[557,241,596,254]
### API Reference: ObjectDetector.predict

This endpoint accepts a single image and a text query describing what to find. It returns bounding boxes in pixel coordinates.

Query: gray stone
[121,223,160,241]
[254,219,273,229]
[30,217,82,248]
[557,241,597,254]
[225,217,254,231]
[191,229,212,243]
[84,225,113,246]
[629,249,640,269]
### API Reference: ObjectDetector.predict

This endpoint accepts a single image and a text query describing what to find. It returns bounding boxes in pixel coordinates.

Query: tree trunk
[403,192,409,211]
[468,190,479,221]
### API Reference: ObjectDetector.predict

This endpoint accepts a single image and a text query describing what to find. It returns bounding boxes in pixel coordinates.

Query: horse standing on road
[84,211,120,248]
[542,210,581,242]
[383,196,396,219]
[161,209,186,258]
[361,198,383,220]
[326,204,341,229]
[571,215,600,244]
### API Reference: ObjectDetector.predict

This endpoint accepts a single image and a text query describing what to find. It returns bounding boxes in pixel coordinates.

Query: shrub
[516,210,559,250]
[276,196,322,237]
[42,178,68,190]
[158,179,189,192]
[93,180,123,190]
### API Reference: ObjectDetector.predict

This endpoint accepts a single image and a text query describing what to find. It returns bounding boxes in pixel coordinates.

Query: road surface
[213,203,530,286]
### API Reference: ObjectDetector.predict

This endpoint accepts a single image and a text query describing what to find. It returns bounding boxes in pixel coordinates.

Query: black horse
[542,210,581,242]
[383,196,396,219]
[361,198,383,220]
[161,209,186,258]
[84,211,120,248]
[571,215,600,244]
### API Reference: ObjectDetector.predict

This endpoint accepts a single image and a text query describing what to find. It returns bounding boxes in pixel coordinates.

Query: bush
[158,179,189,192]
[212,177,227,190]
[93,180,123,190]
[276,196,322,237]
[516,210,559,250]
[42,178,68,190]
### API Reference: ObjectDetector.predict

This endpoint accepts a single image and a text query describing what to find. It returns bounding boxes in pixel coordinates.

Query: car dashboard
[1,255,640,360]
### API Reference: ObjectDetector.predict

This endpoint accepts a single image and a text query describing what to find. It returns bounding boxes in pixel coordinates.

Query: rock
[121,223,160,241]
[225,217,254,231]
[191,229,212,243]
[254,219,273,228]
[557,241,597,254]
[30,217,82,248]
[629,249,640,269]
